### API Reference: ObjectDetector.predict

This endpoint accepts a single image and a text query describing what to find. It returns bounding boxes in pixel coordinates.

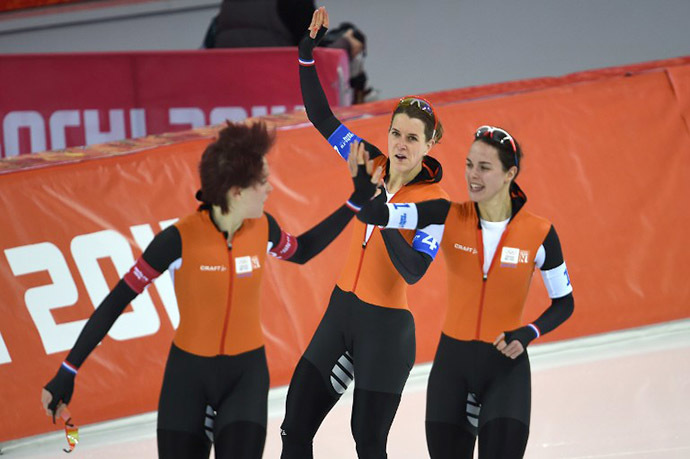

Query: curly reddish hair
[198,121,275,213]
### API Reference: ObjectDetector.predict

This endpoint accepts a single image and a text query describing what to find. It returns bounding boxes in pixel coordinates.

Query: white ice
[3,319,689,458]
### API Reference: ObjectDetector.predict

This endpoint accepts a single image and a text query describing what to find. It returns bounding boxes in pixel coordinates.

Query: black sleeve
[380,229,432,284]
[65,226,181,368]
[532,224,573,335]
[267,212,283,248]
[504,224,574,348]
[532,292,574,337]
[299,34,383,161]
[416,199,452,227]
[299,50,342,140]
[266,207,355,265]
[504,293,574,348]
[540,225,564,270]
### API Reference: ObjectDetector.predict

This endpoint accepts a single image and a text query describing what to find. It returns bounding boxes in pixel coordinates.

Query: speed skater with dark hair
[280,7,449,459]
[41,120,381,459]
[356,125,575,458]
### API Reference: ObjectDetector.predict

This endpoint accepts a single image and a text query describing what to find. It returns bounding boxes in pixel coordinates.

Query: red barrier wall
[1,56,689,443]
[0,48,349,157]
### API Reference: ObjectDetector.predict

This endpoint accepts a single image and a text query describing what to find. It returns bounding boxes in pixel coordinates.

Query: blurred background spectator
[202,0,314,48]
[203,0,372,104]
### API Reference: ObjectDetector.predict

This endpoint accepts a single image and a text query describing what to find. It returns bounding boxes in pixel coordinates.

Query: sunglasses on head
[474,125,518,166]
[397,96,438,131]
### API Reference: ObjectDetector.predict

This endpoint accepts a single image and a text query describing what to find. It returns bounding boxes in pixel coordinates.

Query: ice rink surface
[3,319,689,458]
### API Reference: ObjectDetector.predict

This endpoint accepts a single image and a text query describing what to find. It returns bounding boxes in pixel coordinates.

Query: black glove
[44,365,76,423]
[298,26,328,61]
[357,192,389,226]
[348,164,378,210]
[503,326,538,350]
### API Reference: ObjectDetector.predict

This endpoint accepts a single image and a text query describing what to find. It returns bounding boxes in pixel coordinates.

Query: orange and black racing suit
[46,199,361,459]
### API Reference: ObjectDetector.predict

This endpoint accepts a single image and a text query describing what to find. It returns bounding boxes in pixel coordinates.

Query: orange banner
[1,57,689,443]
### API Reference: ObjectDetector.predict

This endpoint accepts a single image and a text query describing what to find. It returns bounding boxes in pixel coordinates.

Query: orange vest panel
[337,156,449,309]
[441,202,551,342]
[172,211,268,356]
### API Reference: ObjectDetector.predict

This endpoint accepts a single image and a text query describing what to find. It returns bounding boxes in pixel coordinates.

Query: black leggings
[425,334,531,459]
[281,287,416,459]
[156,344,269,459]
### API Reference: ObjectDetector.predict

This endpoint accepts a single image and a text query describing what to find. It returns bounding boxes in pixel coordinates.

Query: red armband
[123,257,161,294]
[269,230,298,260]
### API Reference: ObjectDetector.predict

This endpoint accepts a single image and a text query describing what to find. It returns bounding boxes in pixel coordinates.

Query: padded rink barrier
[1,56,689,444]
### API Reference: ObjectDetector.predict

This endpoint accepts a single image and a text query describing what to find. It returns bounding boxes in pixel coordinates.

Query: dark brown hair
[391,103,444,144]
[475,130,523,180]
[198,121,275,213]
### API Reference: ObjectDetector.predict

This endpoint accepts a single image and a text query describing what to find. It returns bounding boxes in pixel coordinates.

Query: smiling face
[465,140,516,204]
[387,113,433,178]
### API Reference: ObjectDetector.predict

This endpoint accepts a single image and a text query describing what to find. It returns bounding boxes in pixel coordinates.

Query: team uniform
[370,185,574,458]
[281,50,448,459]
[52,200,359,459]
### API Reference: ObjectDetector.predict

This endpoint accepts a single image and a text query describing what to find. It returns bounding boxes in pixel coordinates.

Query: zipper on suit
[219,244,233,354]
[474,226,510,339]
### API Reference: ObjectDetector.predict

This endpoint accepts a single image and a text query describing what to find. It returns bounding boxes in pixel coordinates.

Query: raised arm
[298,7,339,139]
[42,226,180,421]
[298,7,382,161]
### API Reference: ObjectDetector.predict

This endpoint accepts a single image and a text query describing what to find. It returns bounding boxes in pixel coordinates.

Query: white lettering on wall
[3,111,46,157]
[84,109,126,145]
[169,108,205,129]
[70,230,160,340]
[49,110,81,150]
[210,107,248,123]
[4,242,82,354]
[3,221,183,361]
[250,105,287,117]
[130,108,147,138]
[0,106,308,156]
[0,331,11,364]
